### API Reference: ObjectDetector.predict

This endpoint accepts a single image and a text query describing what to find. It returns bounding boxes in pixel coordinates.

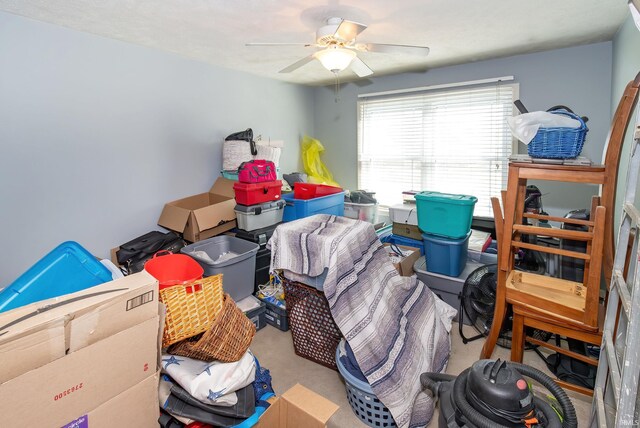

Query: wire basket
[335,340,396,427]
[527,110,588,159]
[159,275,224,348]
[282,277,342,370]
[168,293,256,362]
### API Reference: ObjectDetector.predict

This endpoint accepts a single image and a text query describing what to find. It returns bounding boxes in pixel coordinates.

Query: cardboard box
[158,178,238,242]
[255,384,339,428]
[384,243,421,276]
[0,271,159,382]
[63,372,160,428]
[0,316,160,427]
[392,222,423,241]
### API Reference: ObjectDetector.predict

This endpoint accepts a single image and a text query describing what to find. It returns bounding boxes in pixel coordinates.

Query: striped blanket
[268,215,456,428]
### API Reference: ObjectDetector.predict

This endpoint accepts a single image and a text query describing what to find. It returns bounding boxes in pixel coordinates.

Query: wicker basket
[282,277,342,370]
[527,110,588,159]
[159,275,224,348]
[167,293,256,362]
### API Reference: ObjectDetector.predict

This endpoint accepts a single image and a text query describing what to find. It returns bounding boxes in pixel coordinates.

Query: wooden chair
[481,71,640,361]
[490,194,606,395]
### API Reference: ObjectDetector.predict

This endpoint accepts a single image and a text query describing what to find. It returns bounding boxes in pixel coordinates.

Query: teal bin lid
[415,191,478,206]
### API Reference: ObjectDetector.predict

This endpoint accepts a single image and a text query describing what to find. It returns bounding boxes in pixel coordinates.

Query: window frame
[356,81,520,218]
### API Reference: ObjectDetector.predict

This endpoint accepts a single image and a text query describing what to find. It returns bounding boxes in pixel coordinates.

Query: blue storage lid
[415,191,478,206]
[422,230,472,244]
[0,241,113,313]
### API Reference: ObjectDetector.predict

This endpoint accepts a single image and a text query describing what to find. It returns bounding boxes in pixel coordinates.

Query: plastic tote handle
[252,165,272,177]
[152,250,173,258]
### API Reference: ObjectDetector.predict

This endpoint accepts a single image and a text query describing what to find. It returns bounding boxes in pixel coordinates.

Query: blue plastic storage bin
[380,233,425,256]
[282,192,345,222]
[422,231,471,277]
[0,241,113,313]
[415,191,477,239]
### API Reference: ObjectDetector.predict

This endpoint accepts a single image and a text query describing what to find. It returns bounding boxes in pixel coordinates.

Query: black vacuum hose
[420,372,457,398]
[532,396,562,428]
[509,362,577,428]
[449,363,577,428]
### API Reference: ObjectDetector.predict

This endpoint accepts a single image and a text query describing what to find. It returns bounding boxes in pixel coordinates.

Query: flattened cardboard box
[62,372,160,428]
[158,177,237,242]
[384,243,421,276]
[255,384,339,428]
[1,316,159,427]
[0,271,158,383]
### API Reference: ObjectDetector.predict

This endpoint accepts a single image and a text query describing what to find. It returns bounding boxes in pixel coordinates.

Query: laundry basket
[335,340,396,427]
[282,276,342,370]
[527,110,588,159]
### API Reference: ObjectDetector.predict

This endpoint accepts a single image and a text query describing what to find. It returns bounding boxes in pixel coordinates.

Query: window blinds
[357,83,516,217]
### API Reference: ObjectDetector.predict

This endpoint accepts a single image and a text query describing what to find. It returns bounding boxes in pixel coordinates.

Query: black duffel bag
[116,231,185,274]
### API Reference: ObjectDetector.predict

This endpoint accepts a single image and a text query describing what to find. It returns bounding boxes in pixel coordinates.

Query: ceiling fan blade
[246,42,315,47]
[333,19,367,42]
[350,56,373,77]
[357,43,430,56]
[279,55,315,73]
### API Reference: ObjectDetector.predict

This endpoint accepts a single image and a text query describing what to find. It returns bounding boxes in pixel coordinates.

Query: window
[357,82,517,217]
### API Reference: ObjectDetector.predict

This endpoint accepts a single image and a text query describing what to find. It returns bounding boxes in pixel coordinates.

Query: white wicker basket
[223,140,281,171]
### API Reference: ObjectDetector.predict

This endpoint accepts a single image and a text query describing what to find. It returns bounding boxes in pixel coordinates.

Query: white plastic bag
[507,111,581,145]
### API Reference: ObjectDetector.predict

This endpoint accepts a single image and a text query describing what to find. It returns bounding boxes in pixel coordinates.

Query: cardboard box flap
[281,384,339,425]
[0,318,65,383]
[158,203,192,232]
[193,198,237,231]
[209,177,236,198]
[0,271,157,342]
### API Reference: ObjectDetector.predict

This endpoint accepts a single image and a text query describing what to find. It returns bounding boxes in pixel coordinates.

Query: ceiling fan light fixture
[314,46,356,73]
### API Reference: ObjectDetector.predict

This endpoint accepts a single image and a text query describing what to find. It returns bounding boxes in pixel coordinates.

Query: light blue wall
[313,43,613,218]
[612,14,640,231]
[0,12,314,285]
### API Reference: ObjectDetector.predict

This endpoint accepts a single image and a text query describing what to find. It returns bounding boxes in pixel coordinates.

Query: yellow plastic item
[301,136,340,187]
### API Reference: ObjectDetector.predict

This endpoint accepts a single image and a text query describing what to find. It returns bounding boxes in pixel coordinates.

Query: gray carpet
[250,321,592,427]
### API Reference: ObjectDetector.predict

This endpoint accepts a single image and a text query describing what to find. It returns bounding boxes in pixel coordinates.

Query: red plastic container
[293,183,343,200]
[233,180,282,205]
[144,251,204,290]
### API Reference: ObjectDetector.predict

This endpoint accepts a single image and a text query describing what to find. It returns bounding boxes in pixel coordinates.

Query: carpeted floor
[250,321,593,427]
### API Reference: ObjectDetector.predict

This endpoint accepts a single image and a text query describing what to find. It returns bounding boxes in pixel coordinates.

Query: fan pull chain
[334,71,340,102]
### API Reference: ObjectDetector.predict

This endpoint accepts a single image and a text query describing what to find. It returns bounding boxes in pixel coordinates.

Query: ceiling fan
[246,17,430,78]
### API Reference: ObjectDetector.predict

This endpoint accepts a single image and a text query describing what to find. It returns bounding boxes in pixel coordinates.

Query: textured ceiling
[0,0,630,86]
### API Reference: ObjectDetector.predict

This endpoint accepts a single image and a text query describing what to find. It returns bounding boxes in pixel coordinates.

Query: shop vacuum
[421,359,577,428]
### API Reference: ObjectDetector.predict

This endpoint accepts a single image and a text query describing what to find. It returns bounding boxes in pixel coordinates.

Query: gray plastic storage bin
[181,236,260,302]
[413,256,483,325]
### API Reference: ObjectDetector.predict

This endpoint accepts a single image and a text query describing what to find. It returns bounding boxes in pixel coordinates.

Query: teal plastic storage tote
[415,191,477,239]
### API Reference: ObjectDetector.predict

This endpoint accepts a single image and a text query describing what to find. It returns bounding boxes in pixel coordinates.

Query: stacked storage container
[415,191,477,277]
[232,160,285,231]
[382,202,426,255]
[282,183,345,222]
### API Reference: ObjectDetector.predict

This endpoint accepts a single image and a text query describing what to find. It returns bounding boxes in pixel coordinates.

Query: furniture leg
[480,268,507,359]
[510,312,525,363]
